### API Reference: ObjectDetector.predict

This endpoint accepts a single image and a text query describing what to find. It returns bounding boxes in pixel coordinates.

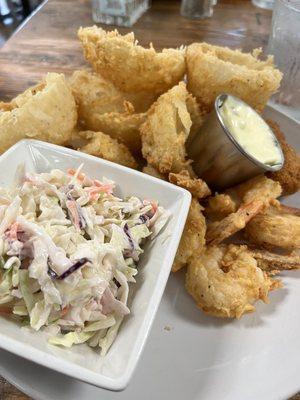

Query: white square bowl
[0,139,191,391]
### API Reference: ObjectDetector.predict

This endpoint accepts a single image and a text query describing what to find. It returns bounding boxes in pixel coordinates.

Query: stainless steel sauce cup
[187,94,284,190]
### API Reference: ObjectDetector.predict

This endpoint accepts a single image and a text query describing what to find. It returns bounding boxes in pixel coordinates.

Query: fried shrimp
[266,120,300,195]
[186,244,281,318]
[0,73,77,153]
[250,249,300,271]
[169,170,211,199]
[206,176,282,245]
[172,199,206,272]
[141,82,201,174]
[78,26,185,95]
[245,205,300,250]
[205,193,237,221]
[69,70,146,154]
[78,130,138,169]
[186,43,282,112]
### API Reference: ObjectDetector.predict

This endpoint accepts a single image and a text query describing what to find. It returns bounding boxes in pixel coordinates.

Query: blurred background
[0,0,277,47]
[1,0,299,120]
[0,0,43,45]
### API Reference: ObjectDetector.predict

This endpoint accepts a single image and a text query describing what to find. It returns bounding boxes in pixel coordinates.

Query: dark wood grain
[0,0,279,399]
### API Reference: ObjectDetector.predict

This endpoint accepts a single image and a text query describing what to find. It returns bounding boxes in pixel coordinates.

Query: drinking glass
[268,0,300,119]
[252,0,275,10]
[180,0,216,19]
[91,0,150,27]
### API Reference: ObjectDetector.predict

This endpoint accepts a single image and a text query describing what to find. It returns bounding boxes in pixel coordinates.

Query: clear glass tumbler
[91,0,150,27]
[252,0,275,10]
[268,0,300,119]
[180,0,216,19]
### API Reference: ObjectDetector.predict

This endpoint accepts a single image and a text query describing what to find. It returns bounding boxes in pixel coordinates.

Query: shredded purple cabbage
[47,258,90,280]
[123,223,134,250]
[58,258,90,280]
[139,215,148,224]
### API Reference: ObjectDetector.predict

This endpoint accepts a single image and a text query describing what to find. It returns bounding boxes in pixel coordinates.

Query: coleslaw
[0,165,169,355]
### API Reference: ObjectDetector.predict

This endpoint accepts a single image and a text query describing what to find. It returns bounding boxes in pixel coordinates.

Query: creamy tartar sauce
[219,96,282,166]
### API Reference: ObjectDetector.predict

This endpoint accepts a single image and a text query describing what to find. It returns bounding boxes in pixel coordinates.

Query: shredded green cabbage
[0,166,170,355]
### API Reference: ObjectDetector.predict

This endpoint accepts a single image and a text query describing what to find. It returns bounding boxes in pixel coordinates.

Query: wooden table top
[0,0,294,399]
[0,0,273,101]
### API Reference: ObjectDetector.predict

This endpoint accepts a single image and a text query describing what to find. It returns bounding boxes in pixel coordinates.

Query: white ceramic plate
[0,140,191,391]
[0,106,299,400]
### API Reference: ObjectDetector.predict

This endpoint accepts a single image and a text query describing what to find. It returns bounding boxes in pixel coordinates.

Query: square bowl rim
[0,139,191,390]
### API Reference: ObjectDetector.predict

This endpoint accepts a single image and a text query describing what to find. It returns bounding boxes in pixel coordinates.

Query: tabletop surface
[0,0,295,399]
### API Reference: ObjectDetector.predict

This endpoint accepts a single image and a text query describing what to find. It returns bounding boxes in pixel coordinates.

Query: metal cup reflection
[187,94,284,190]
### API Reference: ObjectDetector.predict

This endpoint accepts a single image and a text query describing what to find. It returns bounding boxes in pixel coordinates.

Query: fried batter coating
[142,164,166,180]
[141,82,200,174]
[78,26,185,95]
[0,73,77,153]
[251,249,300,271]
[172,199,206,272]
[246,205,300,250]
[0,101,14,111]
[78,130,137,169]
[206,176,282,245]
[266,120,300,195]
[70,69,155,114]
[186,244,281,318]
[69,70,146,154]
[186,43,282,112]
[169,170,211,199]
[205,193,237,221]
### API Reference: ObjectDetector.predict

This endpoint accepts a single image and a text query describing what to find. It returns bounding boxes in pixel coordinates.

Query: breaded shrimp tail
[78,26,186,95]
[186,43,282,112]
[186,244,281,318]
[0,73,77,153]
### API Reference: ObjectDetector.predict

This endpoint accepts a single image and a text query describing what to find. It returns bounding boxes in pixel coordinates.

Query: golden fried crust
[245,205,300,250]
[85,110,146,155]
[169,170,211,199]
[141,82,198,174]
[205,193,237,221]
[69,70,146,154]
[172,199,206,272]
[186,43,282,112]
[0,73,77,153]
[69,69,156,114]
[78,26,185,94]
[142,164,166,180]
[266,120,300,196]
[0,101,15,111]
[206,176,282,245]
[251,249,300,271]
[70,69,131,116]
[186,244,281,318]
[78,130,138,169]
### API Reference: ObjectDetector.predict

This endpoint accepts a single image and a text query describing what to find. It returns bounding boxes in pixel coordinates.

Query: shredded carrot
[85,185,112,195]
[150,201,158,214]
[67,168,85,182]
[61,306,69,317]
[93,179,102,187]
[8,222,19,241]
[66,200,81,231]
[93,180,114,194]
